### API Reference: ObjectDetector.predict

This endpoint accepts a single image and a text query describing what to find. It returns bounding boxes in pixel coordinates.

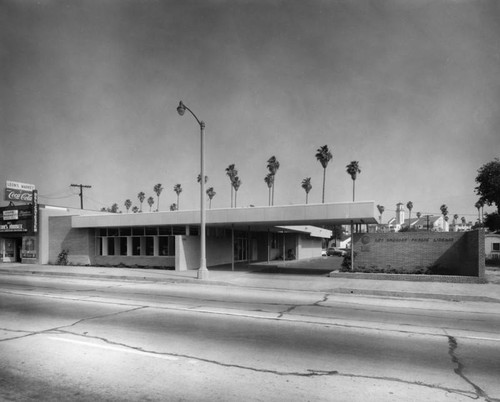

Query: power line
[70,184,92,209]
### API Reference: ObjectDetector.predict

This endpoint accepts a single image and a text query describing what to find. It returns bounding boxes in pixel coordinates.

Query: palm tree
[301,177,312,204]
[475,199,484,223]
[225,164,238,208]
[153,184,163,211]
[206,187,216,209]
[440,204,448,217]
[264,174,274,206]
[169,203,177,211]
[197,174,208,184]
[124,199,132,213]
[132,206,139,213]
[440,204,448,231]
[346,161,361,202]
[137,192,145,212]
[266,156,280,205]
[417,211,421,219]
[377,204,385,224]
[406,201,413,230]
[174,184,182,209]
[147,196,154,212]
[315,145,332,203]
[461,216,466,225]
[232,177,241,208]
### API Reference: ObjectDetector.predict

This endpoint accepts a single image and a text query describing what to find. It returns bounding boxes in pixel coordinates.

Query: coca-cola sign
[5,188,33,202]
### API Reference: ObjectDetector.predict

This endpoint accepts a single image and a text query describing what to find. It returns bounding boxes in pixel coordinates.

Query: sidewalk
[1,262,500,303]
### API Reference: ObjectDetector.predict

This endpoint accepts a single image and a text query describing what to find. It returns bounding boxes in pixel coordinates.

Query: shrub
[56,249,69,266]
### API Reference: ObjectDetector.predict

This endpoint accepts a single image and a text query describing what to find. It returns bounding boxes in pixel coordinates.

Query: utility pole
[70,184,91,209]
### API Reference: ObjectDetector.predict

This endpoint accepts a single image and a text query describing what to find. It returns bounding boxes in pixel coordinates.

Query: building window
[145,237,154,256]
[132,237,141,256]
[119,237,127,256]
[493,243,500,252]
[107,238,115,255]
[159,236,174,256]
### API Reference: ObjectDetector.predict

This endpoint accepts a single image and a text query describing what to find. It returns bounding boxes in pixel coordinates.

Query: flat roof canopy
[72,201,378,232]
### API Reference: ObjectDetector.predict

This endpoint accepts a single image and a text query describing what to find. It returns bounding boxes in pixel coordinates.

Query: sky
[1,0,499,222]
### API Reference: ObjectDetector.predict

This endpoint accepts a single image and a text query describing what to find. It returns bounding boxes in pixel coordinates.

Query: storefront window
[145,237,154,256]
[132,237,141,255]
[120,237,127,256]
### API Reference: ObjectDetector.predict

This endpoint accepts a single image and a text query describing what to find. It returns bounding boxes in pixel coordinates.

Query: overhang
[71,201,378,230]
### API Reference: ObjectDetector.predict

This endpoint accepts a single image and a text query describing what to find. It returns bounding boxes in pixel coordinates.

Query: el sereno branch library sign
[352,231,484,277]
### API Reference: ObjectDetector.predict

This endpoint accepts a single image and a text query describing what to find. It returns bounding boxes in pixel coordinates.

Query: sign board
[3,210,18,220]
[0,205,33,233]
[5,181,36,202]
[6,181,36,191]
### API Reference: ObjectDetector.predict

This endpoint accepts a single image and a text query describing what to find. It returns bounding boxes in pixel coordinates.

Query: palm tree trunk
[352,179,355,202]
[177,195,180,209]
[322,168,326,203]
[272,182,275,206]
[268,188,271,206]
[306,193,308,204]
[230,185,233,208]
[235,190,238,208]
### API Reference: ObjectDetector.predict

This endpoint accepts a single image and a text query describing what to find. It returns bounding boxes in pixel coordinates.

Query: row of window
[96,236,175,257]
[96,226,199,237]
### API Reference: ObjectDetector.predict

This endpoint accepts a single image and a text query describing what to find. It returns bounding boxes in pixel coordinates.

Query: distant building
[376,202,472,232]
[485,233,500,261]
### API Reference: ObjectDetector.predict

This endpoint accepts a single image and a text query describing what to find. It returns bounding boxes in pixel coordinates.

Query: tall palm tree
[225,164,238,208]
[377,204,385,224]
[174,184,182,209]
[346,161,361,202]
[124,199,132,213]
[475,199,484,223]
[264,174,274,206]
[232,177,241,207]
[147,196,154,212]
[206,187,216,209]
[153,184,163,212]
[440,204,448,231]
[406,201,413,230]
[301,177,312,204]
[137,192,145,212]
[266,156,280,205]
[315,145,332,203]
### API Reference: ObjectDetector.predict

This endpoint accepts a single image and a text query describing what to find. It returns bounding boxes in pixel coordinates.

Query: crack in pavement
[36,329,483,399]
[0,306,147,343]
[447,335,494,402]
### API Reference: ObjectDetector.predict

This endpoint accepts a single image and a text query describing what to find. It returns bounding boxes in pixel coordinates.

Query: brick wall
[353,230,484,277]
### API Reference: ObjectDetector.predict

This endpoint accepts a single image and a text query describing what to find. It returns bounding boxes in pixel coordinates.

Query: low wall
[353,230,485,277]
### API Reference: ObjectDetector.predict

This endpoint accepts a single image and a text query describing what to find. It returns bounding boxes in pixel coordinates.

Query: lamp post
[177,101,208,279]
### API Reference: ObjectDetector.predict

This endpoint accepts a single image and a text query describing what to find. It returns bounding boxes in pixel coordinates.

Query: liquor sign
[5,181,36,202]
[0,205,33,233]
[0,222,28,232]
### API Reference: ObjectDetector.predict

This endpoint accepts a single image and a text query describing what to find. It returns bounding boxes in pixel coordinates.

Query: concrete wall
[48,215,93,265]
[353,230,485,277]
[297,236,323,259]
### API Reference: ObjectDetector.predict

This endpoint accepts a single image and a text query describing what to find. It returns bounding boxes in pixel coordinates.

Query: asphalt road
[1,275,499,401]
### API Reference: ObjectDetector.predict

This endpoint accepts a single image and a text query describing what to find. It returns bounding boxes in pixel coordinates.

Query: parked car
[321,249,327,256]
[326,247,347,257]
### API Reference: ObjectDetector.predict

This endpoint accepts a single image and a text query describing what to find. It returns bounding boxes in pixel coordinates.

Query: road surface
[1,275,499,401]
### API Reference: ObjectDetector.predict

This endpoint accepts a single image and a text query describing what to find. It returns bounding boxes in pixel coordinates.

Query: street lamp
[177,101,208,279]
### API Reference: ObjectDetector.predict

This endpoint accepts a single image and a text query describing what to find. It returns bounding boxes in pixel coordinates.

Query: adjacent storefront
[0,181,38,263]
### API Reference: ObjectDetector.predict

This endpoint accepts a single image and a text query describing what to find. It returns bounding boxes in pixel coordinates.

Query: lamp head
[177,101,186,116]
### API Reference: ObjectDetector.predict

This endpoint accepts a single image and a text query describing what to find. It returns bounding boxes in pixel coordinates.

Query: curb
[0,269,230,287]
[332,287,500,303]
